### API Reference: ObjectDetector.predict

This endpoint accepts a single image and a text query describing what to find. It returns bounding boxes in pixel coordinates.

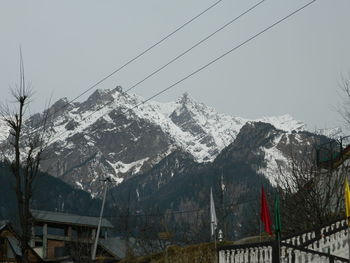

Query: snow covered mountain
[108,121,328,240]
[216,121,329,186]
[0,87,308,195]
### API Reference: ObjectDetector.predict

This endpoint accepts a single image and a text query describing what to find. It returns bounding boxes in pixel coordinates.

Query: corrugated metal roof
[99,237,127,259]
[98,237,144,260]
[0,223,7,232]
[31,210,113,228]
[7,236,22,256]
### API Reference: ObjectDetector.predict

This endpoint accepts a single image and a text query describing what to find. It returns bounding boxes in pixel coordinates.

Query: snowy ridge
[6,88,308,164]
[120,91,305,162]
[315,127,343,139]
[11,88,308,164]
[141,93,246,162]
[256,114,305,133]
[39,89,245,162]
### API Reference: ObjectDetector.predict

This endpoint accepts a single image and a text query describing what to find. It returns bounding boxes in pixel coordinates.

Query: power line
[45,0,317,146]
[40,0,267,144]
[124,0,266,94]
[27,0,224,136]
[139,0,317,104]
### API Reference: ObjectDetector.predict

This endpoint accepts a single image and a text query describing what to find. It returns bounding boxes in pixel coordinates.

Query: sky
[1,0,350,132]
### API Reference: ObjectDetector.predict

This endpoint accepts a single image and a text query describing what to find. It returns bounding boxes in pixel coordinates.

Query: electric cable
[45,0,317,146]
[27,0,224,136]
[124,0,266,94]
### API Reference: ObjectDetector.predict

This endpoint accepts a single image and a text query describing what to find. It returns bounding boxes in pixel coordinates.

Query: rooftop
[31,209,113,228]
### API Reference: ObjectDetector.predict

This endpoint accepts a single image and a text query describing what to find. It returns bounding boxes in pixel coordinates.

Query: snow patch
[75,181,83,189]
[106,157,149,183]
[258,134,291,186]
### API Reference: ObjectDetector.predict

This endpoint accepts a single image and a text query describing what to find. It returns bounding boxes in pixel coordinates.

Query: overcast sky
[1,0,350,131]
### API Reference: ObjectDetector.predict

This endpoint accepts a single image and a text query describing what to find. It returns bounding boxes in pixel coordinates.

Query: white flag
[210,187,218,238]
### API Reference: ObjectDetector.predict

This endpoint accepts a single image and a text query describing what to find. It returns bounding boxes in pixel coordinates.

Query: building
[30,210,120,262]
[0,221,42,263]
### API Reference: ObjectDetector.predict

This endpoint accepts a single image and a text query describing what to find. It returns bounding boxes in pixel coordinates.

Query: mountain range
[0,87,333,240]
[0,87,313,196]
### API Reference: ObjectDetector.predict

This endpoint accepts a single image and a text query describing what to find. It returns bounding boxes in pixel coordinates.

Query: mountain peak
[46,97,71,116]
[175,92,212,118]
[113,85,123,93]
[52,97,69,107]
[178,92,195,106]
[87,89,113,101]
[83,89,116,110]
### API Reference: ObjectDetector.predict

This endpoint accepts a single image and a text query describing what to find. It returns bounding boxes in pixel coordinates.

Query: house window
[35,241,43,247]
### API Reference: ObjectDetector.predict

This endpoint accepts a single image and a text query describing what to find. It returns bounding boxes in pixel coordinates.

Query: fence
[218,219,349,263]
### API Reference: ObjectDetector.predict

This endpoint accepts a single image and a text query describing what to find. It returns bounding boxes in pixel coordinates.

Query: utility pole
[92,178,111,260]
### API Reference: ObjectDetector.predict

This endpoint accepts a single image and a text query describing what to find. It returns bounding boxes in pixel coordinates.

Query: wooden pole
[43,223,47,259]
[92,182,108,260]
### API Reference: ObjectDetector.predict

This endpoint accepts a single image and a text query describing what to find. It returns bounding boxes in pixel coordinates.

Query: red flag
[260,186,272,235]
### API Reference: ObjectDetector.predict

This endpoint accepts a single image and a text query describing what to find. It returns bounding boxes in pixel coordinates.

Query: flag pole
[345,179,350,262]
[210,187,218,263]
[259,219,262,242]
[277,232,281,263]
[348,224,350,263]
[259,185,262,242]
[273,188,282,263]
[214,229,217,263]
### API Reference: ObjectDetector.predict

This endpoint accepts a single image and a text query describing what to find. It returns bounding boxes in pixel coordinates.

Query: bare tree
[338,74,350,127]
[276,142,347,235]
[1,52,48,263]
[272,73,350,236]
